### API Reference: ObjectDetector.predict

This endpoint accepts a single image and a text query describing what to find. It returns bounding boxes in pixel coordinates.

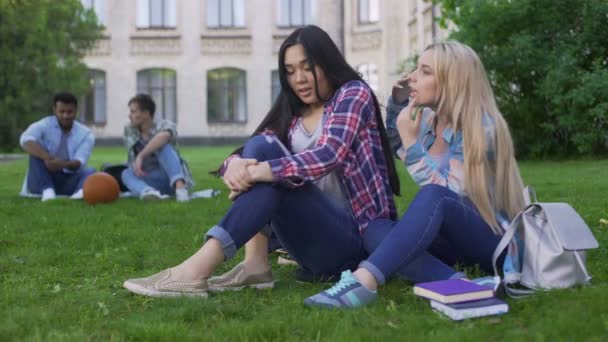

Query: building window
[271,70,281,103]
[136,0,176,29]
[81,69,106,125]
[206,0,245,28]
[357,64,378,92]
[80,0,106,26]
[137,68,177,122]
[277,0,313,27]
[358,0,379,24]
[207,68,247,123]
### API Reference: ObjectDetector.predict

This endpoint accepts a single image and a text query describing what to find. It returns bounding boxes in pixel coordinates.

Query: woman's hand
[396,100,423,149]
[392,73,412,105]
[247,162,273,183]
[223,157,258,192]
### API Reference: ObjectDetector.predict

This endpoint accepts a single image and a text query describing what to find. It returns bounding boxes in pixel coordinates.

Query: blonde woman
[305,41,525,308]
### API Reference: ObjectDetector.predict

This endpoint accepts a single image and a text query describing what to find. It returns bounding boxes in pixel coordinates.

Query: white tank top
[290,114,349,209]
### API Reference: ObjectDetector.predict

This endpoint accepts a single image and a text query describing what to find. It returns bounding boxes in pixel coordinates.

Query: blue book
[430,297,509,321]
[413,279,494,304]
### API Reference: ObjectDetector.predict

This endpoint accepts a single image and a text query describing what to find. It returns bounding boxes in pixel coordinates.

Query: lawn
[1,147,607,341]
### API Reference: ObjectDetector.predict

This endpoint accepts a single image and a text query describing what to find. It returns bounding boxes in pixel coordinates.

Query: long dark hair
[216,25,400,196]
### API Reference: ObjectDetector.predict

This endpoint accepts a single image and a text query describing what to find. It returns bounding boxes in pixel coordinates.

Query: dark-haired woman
[123,25,400,298]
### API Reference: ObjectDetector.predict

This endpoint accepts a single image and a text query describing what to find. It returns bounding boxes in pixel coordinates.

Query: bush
[436,0,608,157]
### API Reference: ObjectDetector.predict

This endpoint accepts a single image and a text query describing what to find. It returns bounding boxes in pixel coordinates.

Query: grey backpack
[492,187,599,298]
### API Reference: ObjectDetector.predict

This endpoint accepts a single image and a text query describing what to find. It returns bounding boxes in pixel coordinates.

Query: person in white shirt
[19,91,95,201]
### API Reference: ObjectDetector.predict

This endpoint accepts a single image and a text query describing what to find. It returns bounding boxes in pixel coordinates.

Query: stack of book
[413,279,508,321]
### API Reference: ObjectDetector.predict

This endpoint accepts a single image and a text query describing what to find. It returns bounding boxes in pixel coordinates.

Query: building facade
[81,0,448,141]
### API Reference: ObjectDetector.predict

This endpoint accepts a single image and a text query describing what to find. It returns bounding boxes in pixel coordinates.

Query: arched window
[81,69,106,125]
[207,68,247,123]
[137,68,177,122]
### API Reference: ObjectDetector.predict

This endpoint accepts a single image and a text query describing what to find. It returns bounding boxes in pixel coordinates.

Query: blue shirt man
[19,92,95,201]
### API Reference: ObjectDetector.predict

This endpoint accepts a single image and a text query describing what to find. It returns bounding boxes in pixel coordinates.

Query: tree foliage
[435,0,608,157]
[0,0,101,151]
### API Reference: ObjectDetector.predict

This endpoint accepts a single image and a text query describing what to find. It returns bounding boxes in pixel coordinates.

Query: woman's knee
[242,135,288,161]
[416,184,460,202]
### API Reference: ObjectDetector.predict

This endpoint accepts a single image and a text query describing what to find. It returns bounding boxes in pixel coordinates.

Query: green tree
[0,0,102,151]
[435,0,608,157]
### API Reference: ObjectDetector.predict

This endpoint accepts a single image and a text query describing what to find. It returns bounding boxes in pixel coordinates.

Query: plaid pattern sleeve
[267,81,372,181]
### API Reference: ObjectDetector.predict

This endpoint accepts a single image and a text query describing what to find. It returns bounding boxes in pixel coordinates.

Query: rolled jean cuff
[205,225,237,260]
[359,260,386,285]
[260,224,272,238]
[169,173,185,188]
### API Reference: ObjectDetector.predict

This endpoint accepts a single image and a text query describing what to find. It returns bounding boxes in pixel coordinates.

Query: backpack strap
[493,205,537,298]
[523,185,537,206]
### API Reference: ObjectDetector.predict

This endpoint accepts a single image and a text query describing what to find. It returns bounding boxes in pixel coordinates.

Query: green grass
[1,147,607,341]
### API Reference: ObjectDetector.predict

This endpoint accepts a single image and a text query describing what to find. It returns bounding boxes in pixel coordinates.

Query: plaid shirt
[223,81,396,232]
[124,119,194,188]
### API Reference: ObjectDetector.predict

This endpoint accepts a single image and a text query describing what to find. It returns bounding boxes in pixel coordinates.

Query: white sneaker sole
[277,256,298,266]
[123,281,209,298]
[208,281,275,292]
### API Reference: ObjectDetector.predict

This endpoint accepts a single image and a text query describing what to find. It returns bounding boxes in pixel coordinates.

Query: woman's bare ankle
[243,257,271,274]
[353,268,378,291]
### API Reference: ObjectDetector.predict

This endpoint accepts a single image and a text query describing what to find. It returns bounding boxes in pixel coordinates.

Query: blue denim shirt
[19,116,95,170]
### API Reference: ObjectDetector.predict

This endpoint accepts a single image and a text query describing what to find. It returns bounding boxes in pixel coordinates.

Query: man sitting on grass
[19,91,95,202]
[121,94,193,202]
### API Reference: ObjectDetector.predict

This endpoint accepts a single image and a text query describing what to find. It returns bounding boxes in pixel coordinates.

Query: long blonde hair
[426,41,524,234]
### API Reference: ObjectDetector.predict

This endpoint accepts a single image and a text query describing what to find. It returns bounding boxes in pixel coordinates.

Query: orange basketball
[83,172,120,205]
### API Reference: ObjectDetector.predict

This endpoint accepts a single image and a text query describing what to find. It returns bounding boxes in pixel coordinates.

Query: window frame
[81,0,106,26]
[271,70,281,104]
[358,0,379,25]
[136,68,178,123]
[207,67,248,124]
[136,0,177,29]
[80,69,107,126]
[276,0,313,28]
[206,0,246,29]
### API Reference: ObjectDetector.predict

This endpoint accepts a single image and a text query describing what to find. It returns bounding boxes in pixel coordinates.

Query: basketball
[83,172,120,205]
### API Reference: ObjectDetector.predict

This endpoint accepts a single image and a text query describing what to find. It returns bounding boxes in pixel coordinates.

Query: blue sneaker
[304,270,377,309]
[471,276,501,292]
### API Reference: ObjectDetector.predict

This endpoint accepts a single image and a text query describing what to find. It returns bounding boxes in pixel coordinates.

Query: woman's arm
[264,81,372,183]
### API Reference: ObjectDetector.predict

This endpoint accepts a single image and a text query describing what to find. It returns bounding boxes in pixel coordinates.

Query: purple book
[413,279,494,304]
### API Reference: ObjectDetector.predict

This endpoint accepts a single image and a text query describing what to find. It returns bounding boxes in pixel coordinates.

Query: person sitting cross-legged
[19,91,95,202]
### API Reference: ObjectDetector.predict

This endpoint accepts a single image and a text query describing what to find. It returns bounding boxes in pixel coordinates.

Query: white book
[430,297,509,321]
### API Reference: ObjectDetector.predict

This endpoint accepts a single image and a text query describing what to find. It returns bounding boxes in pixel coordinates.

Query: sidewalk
[0,154,25,163]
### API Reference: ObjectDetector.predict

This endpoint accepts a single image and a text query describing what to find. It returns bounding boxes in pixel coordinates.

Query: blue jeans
[121,144,185,196]
[27,156,95,195]
[205,135,366,275]
[360,184,504,285]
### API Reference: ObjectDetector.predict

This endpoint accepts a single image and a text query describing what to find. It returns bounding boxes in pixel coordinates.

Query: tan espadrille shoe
[208,262,275,292]
[123,269,209,298]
